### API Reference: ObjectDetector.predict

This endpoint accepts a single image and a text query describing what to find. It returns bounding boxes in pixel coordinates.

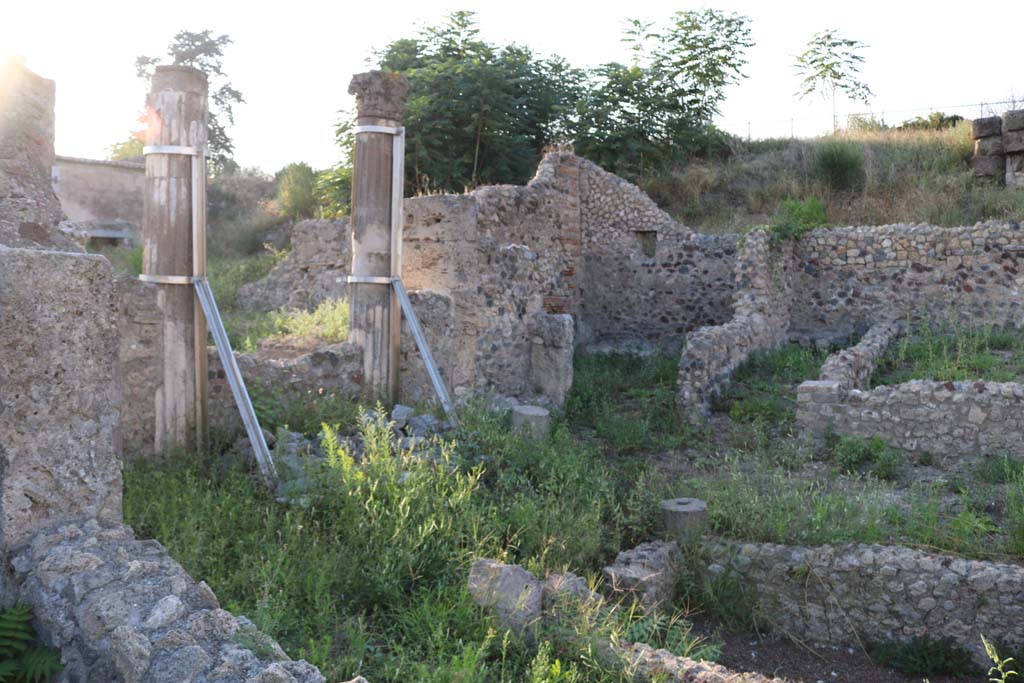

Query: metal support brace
[142,144,276,488]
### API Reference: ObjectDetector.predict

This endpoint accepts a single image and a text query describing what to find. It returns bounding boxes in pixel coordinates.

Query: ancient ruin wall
[236,218,350,312]
[789,222,1024,339]
[0,246,123,548]
[701,538,1024,664]
[970,110,1024,187]
[0,242,325,682]
[52,156,145,241]
[676,230,795,418]
[578,159,736,351]
[0,61,79,252]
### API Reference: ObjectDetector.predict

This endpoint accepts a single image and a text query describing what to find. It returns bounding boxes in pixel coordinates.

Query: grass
[642,123,1024,232]
[566,353,693,453]
[127,347,1024,682]
[715,345,829,426]
[872,323,1024,386]
[125,405,696,682]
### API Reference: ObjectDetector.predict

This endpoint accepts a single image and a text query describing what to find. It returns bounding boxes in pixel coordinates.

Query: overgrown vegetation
[642,123,1024,232]
[872,323,1024,386]
[715,345,828,425]
[0,602,63,682]
[868,636,978,677]
[566,353,693,453]
[126,406,688,682]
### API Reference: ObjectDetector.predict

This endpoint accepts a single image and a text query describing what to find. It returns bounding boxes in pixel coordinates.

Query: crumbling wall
[0,61,80,252]
[0,232,326,683]
[14,519,324,683]
[236,218,350,311]
[0,246,123,549]
[402,179,574,404]
[578,159,737,351]
[676,230,794,418]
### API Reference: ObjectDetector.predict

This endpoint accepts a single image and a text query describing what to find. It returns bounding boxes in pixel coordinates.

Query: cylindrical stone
[659,498,708,546]
[347,71,408,404]
[511,405,550,440]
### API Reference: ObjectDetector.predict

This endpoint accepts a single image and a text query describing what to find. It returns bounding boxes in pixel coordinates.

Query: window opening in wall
[636,230,657,258]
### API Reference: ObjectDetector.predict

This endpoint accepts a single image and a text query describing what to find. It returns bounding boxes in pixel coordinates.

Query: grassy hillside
[643,123,1024,233]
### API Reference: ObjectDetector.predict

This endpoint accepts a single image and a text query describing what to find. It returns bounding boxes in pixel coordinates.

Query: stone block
[975,136,1004,156]
[1007,153,1024,189]
[603,541,681,614]
[467,559,542,638]
[511,405,549,440]
[1004,110,1024,132]
[971,116,1002,140]
[972,154,1006,178]
[1005,130,1024,154]
[0,246,122,549]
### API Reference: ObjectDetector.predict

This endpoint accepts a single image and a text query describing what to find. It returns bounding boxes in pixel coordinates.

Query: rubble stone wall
[701,538,1024,665]
[578,159,737,351]
[798,377,1024,459]
[676,230,795,418]
[14,519,324,683]
[789,222,1024,339]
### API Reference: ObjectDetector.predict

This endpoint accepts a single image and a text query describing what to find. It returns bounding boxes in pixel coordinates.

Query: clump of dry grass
[645,123,1023,233]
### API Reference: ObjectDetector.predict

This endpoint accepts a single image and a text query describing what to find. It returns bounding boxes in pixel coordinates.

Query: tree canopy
[370,10,753,192]
[136,30,245,173]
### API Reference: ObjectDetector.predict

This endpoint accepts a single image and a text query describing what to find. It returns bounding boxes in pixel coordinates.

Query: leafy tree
[377,11,584,193]
[106,135,144,161]
[795,29,873,131]
[574,10,752,179]
[136,30,244,173]
[275,162,317,219]
[900,112,964,131]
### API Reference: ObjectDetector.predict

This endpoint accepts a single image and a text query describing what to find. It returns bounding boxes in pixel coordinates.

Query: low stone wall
[676,230,794,419]
[701,538,1024,664]
[817,320,901,390]
[798,377,1024,458]
[14,519,324,683]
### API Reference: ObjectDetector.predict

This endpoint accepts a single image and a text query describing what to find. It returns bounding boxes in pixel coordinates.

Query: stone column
[971,116,1004,183]
[347,71,408,404]
[1003,110,1024,189]
[142,65,209,453]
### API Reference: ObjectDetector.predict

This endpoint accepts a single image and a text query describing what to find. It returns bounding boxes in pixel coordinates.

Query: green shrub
[275,162,317,219]
[0,602,63,682]
[814,139,865,192]
[829,435,898,476]
[769,196,827,243]
[869,636,978,676]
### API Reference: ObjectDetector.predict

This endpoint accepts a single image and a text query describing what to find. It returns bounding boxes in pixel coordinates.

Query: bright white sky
[4,0,1023,173]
